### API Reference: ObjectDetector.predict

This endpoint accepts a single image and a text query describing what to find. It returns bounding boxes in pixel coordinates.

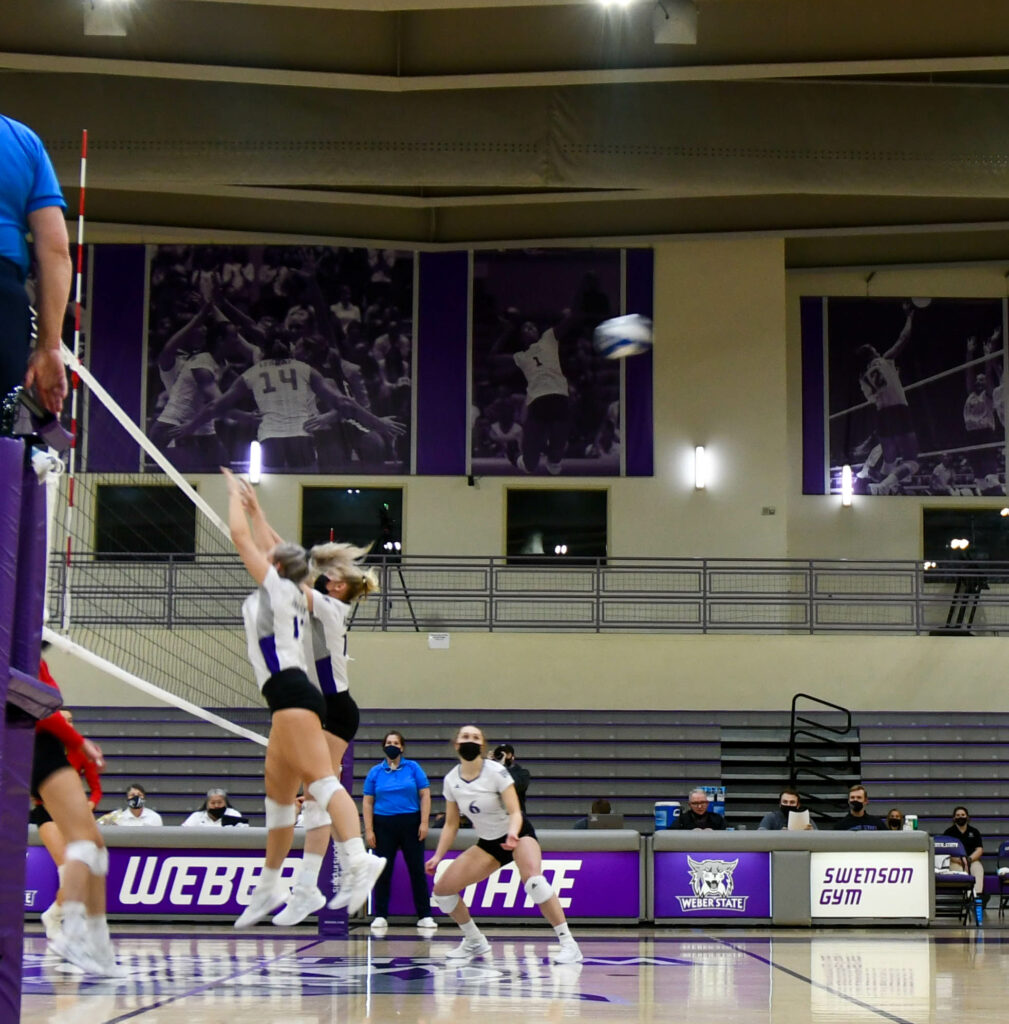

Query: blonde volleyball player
[425,724,583,964]
[235,477,379,924]
[224,468,385,927]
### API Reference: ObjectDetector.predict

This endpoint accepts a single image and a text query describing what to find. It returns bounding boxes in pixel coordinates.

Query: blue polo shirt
[0,116,66,274]
[363,758,430,816]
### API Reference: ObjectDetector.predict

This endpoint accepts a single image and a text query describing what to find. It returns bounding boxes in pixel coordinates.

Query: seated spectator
[98,783,163,826]
[492,743,530,812]
[181,787,249,827]
[573,798,612,830]
[885,808,905,831]
[943,805,984,921]
[833,784,886,831]
[672,789,726,830]
[758,786,816,830]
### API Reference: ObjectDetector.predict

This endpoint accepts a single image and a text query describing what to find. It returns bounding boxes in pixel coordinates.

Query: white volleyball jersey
[159,351,218,435]
[442,760,515,841]
[304,593,351,696]
[513,328,568,404]
[964,390,995,431]
[994,383,1005,427]
[859,357,907,409]
[241,566,310,691]
[241,358,318,440]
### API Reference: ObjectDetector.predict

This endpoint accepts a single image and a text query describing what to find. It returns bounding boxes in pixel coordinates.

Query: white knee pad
[307,774,343,809]
[96,845,109,876]
[57,865,66,886]
[432,892,460,914]
[524,874,554,905]
[64,840,105,875]
[264,797,297,829]
[301,797,332,831]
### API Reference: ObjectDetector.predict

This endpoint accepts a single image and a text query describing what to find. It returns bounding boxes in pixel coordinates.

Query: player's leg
[520,406,547,473]
[36,815,67,939]
[432,845,499,958]
[511,835,582,963]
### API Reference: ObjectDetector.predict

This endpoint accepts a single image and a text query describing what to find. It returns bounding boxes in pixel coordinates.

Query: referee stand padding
[0,437,56,1020]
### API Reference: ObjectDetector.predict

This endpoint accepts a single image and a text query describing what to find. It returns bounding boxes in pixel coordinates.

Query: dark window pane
[506,489,607,563]
[302,487,403,561]
[923,507,1009,583]
[95,485,197,561]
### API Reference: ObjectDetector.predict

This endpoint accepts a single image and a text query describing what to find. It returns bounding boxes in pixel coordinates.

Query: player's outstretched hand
[377,416,406,439]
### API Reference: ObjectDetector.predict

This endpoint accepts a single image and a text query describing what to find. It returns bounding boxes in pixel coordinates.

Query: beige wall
[49,631,998,714]
[56,238,1008,714]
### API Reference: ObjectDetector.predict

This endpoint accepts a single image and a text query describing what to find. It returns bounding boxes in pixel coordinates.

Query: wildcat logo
[676,856,748,912]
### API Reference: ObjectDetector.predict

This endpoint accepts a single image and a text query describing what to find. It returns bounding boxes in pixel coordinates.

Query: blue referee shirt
[363,758,430,816]
[0,116,66,275]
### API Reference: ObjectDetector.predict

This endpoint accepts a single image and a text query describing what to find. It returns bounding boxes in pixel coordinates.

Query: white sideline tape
[43,626,268,748]
[60,344,230,540]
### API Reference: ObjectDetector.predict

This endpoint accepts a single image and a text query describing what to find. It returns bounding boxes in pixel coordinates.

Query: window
[302,487,403,561]
[95,485,197,561]
[506,489,607,563]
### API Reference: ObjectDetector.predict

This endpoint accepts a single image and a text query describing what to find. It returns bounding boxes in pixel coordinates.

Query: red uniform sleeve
[35,659,84,749]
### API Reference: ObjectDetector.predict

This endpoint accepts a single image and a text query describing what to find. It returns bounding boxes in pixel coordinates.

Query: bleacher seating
[65,706,1009,885]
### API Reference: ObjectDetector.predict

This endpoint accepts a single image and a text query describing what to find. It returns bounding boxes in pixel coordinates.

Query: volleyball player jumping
[224,468,384,927]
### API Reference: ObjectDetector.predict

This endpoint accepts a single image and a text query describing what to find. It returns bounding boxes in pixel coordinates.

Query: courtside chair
[933,836,976,926]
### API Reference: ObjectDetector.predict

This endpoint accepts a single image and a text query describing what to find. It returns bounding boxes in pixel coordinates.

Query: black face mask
[207,805,226,821]
[384,745,402,760]
[457,742,482,762]
[127,795,144,809]
[954,816,968,826]
[848,800,864,813]
[887,818,903,830]
[780,804,798,817]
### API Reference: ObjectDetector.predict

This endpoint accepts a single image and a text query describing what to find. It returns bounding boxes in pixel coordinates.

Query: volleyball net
[43,343,268,745]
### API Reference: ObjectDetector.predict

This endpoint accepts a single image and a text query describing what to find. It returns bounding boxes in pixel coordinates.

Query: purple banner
[800,296,826,494]
[26,847,304,916]
[386,850,639,918]
[654,851,771,918]
[625,248,654,477]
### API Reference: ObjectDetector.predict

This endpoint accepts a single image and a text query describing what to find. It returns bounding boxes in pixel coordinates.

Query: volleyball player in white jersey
[425,724,582,964]
[224,468,385,927]
[235,476,380,924]
[854,301,920,495]
[175,337,403,472]
[962,332,1002,490]
[513,323,571,475]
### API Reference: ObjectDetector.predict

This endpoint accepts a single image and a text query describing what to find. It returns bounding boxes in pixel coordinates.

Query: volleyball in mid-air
[910,297,932,309]
[593,314,654,359]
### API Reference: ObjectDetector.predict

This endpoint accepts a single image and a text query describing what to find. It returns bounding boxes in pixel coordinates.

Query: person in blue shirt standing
[0,114,71,415]
[363,731,436,933]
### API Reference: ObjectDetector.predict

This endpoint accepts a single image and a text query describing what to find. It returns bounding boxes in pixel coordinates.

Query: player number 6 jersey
[442,760,515,841]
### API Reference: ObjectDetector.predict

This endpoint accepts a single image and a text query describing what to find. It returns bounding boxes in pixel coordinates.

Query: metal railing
[46,554,1009,635]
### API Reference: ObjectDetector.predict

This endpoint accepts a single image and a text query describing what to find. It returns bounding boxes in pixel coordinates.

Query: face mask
[780,804,797,817]
[384,745,402,760]
[207,805,226,820]
[457,741,482,762]
[954,816,968,826]
[127,795,144,809]
[848,800,864,813]
[887,818,903,830]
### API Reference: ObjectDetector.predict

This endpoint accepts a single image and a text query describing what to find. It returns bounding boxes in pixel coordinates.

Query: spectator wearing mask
[492,743,531,813]
[833,784,886,831]
[885,808,905,831]
[672,789,726,831]
[757,786,816,830]
[944,805,985,922]
[182,787,249,827]
[99,784,163,826]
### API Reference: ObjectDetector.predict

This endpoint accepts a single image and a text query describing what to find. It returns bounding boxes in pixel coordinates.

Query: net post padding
[0,439,44,1020]
[41,627,267,748]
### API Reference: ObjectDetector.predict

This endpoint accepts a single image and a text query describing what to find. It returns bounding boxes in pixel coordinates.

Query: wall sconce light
[694,446,707,490]
[248,441,262,484]
[841,464,853,507]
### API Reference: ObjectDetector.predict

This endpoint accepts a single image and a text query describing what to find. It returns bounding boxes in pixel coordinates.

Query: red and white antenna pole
[61,129,87,631]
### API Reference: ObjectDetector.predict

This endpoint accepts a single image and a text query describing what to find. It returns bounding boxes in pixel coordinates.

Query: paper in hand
[787,809,810,830]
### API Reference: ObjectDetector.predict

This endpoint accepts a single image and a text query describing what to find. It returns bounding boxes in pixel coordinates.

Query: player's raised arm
[883,302,915,361]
